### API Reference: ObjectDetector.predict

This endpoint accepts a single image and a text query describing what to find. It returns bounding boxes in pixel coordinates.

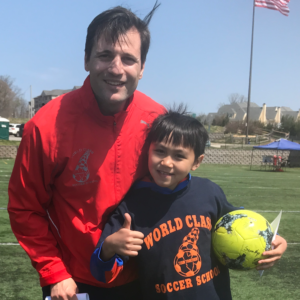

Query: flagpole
[246,0,256,143]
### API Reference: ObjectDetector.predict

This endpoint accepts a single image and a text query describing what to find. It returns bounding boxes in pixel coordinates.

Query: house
[206,102,299,126]
[30,86,81,115]
[281,106,300,121]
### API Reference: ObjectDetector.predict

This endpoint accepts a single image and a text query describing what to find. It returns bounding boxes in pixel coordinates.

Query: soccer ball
[212,210,274,270]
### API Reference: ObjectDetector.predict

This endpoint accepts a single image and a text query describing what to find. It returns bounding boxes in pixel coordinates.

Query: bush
[212,114,229,126]
[224,121,264,135]
[280,116,300,136]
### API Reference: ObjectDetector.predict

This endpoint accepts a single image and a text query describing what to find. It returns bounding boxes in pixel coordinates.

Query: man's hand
[101,213,144,261]
[256,235,288,270]
[50,278,79,300]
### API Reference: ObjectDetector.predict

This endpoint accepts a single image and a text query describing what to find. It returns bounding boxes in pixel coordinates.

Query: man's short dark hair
[147,104,209,159]
[85,1,160,65]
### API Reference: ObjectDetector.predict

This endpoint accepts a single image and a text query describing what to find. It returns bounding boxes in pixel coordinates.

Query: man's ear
[191,155,204,171]
[84,54,90,72]
[139,62,145,80]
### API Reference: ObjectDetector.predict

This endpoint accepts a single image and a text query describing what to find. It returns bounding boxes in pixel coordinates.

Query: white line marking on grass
[228,187,300,190]
[0,242,299,246]
[255,210,300,213]
[0,208,7,210]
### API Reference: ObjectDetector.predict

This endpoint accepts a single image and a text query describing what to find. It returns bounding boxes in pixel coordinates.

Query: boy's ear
[191,155,204,171]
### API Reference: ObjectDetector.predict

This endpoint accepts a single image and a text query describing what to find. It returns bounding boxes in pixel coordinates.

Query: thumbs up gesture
[101,213,145,261]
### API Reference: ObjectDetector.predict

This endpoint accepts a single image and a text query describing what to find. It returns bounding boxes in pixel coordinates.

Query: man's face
[85,27,145,115]
[148,140,203,190]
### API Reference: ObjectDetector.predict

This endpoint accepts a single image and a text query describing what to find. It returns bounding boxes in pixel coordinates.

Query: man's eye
[98,54,111,60]
[122,57,136,65]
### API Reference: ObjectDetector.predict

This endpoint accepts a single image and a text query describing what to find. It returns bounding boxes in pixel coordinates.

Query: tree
[0,76,28,119]
[280,115,300,136]
[216,93,248,110]
[212,114,229,127]
[196,113,207,124]
[228,93,247,104]
[225,120,263,135]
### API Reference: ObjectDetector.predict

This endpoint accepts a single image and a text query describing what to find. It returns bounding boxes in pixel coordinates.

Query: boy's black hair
[147,104,209,159]
[85,1,160,65]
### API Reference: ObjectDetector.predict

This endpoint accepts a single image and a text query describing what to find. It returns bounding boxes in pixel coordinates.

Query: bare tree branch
[0,75,28,118]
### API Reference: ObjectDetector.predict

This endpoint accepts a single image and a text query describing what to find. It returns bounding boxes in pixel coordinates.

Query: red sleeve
[7,121,71,287]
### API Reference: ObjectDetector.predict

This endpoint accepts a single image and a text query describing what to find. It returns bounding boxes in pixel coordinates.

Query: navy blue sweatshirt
[91,175,237,300]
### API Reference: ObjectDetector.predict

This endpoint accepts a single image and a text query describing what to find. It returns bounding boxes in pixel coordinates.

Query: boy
[90,108,287,299]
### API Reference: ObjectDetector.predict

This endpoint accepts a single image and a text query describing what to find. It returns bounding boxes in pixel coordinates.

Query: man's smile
[104,80,126,87]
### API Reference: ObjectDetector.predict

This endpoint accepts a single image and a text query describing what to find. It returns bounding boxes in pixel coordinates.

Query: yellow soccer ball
[212,210,274,270]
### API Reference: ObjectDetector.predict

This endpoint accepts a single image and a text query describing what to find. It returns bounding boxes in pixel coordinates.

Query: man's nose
[108,56,124,75]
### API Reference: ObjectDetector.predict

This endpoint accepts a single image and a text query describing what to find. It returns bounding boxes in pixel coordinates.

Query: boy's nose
[161,156,173,167]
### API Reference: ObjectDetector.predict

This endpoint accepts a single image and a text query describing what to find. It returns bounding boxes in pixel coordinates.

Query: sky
[1,0,299,115]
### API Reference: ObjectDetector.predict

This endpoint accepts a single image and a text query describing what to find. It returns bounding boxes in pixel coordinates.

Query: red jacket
[8,76,165,287]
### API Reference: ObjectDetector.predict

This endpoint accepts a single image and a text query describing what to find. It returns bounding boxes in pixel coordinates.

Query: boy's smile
[148,140,203,190]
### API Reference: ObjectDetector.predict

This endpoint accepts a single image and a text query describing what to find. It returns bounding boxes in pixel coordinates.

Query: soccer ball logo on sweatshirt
[73,149,92,182]
[174,228,202,277]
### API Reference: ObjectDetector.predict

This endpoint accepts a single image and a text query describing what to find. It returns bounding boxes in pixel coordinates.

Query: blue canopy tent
[253,139,300,151]
[250,139,300,169]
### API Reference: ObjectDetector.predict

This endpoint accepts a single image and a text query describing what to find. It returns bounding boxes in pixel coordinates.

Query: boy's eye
[176,154,186,159]
[154,149,164,154]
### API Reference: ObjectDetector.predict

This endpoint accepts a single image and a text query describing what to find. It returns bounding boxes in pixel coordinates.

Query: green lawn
[1,160,300,299]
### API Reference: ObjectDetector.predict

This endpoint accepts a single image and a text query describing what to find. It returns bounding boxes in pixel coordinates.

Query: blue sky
[1,0,299,115]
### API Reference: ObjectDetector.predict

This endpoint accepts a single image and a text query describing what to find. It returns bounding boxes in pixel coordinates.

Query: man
[8,3,164,300]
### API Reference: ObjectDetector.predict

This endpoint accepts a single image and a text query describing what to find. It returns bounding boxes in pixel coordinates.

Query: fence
[203,148,300,166]
[209,134,271,149]
[1,146,300,167]
[0,146,18,159]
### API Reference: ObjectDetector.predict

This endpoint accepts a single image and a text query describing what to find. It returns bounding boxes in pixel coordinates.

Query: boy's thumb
[123,213,131,229]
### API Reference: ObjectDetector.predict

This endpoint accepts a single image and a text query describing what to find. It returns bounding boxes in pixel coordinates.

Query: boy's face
[148,140,204,190]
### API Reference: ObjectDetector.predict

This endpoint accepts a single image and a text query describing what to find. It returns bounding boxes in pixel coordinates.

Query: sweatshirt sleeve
[90,200,131,284]
[7,122,71,287]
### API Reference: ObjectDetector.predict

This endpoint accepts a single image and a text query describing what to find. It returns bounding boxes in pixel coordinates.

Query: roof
[217,102,261,121]
[253,139,300,151]
[42,89,72,96]
[281,111,298,118]
[281,106,293,112]
[248,107,262,121]
[0,117,9,122]
[217,105,236,115]
[266,107,279,120]
[237,102,259,109]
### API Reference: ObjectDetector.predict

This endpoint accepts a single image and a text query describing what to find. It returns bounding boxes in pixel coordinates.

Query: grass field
[1,159,300,299]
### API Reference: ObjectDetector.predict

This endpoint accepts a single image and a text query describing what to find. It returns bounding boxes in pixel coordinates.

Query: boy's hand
[256,235,287,270]
[101,213,144,261]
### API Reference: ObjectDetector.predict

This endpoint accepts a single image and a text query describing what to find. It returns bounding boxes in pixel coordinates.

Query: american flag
[255,0,290,16]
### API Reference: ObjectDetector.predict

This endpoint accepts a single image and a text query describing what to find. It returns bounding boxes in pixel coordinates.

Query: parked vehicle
[206,140,211,148]
[19,123,25,137]
[9,123,21,136]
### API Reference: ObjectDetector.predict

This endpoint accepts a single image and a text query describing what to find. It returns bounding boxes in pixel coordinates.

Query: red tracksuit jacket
[7,76,165,287]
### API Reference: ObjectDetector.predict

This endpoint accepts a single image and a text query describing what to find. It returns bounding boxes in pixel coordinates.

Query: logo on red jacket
[73,149,93,183]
